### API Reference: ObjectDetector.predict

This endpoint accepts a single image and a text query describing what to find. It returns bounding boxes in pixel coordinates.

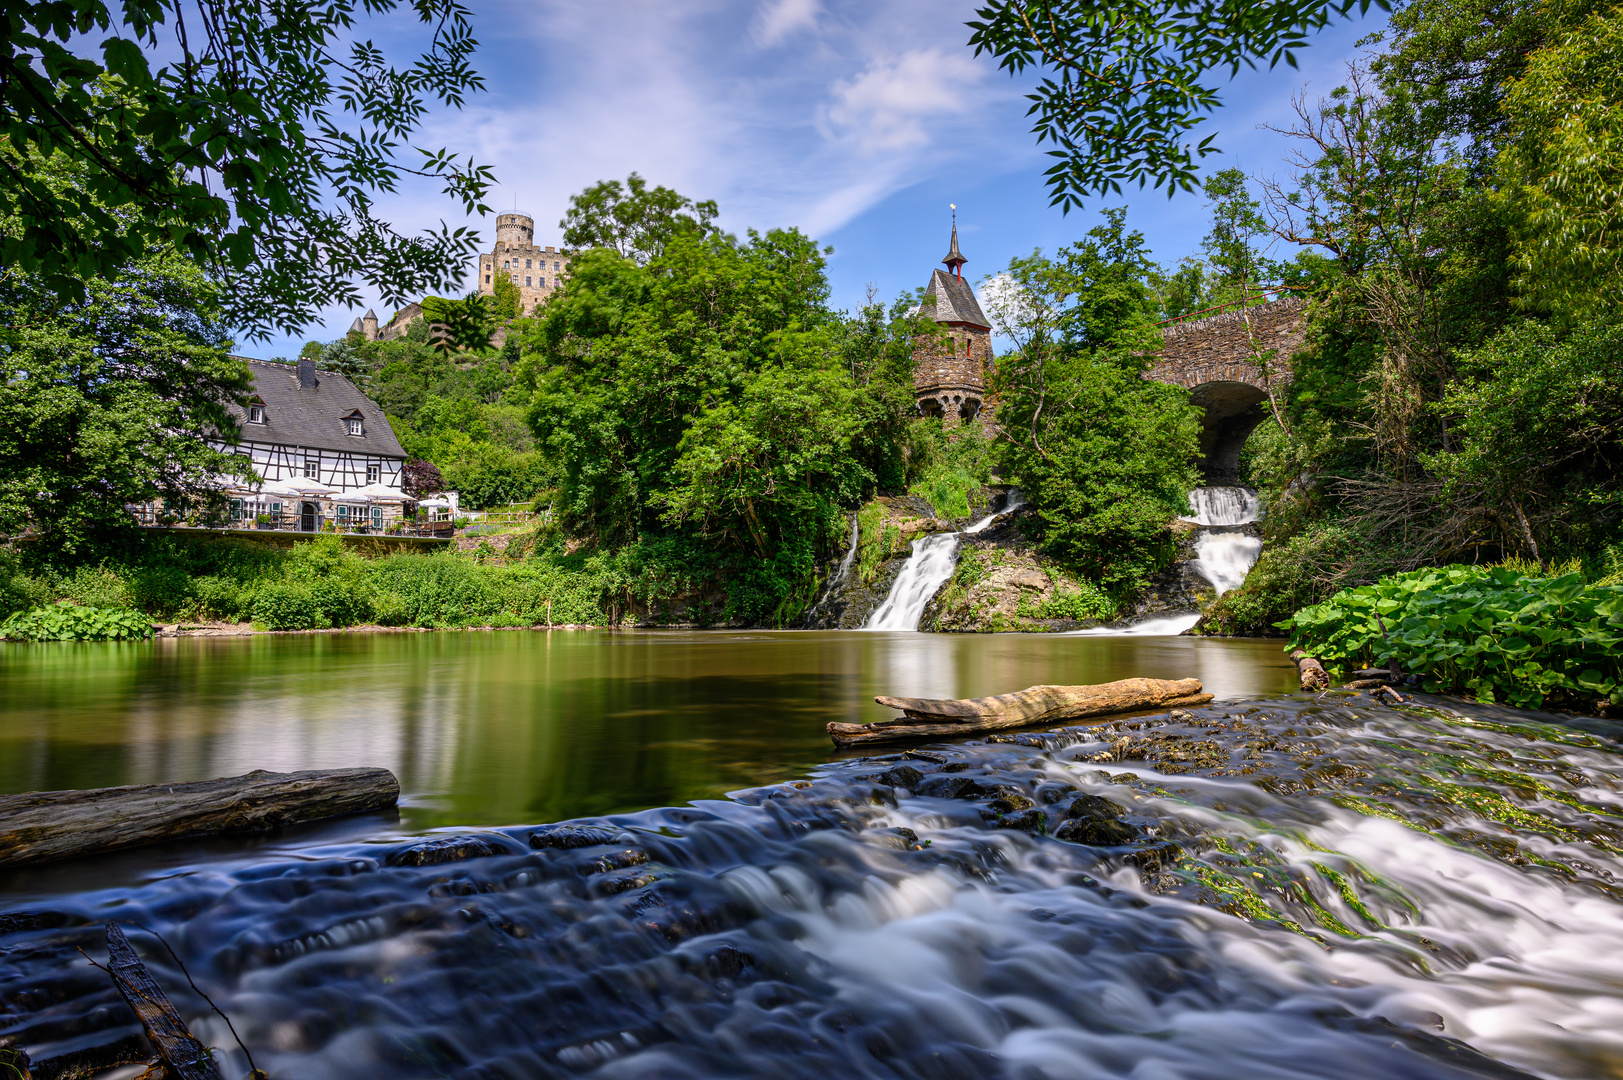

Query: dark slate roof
[921,269,990,329]
[233,358,406,458]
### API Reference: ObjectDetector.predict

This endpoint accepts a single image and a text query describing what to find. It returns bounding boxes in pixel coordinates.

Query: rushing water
[865,500,1021,632]
[1182,486,1265,599]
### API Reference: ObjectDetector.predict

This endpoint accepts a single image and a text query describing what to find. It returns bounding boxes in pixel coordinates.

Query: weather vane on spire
[943,205,966,278]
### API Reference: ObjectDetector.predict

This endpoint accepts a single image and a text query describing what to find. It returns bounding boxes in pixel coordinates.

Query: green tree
[966,0,1386,207]
[491,271,523,320]
[0,249,253,550]
[421,293,495,356]
[2,0,494,338]
[560,173,720,265]
[984,211,1202,591]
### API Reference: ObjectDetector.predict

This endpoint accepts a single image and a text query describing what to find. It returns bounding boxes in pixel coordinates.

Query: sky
[253,0,1390,359]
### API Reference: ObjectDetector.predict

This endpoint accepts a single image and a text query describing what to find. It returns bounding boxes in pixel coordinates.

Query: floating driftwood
[828,678,1213,747]
[104,923,226,1080]
[0,767,399,868]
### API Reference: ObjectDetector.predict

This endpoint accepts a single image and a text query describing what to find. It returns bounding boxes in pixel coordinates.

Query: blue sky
[253,0,1389,358]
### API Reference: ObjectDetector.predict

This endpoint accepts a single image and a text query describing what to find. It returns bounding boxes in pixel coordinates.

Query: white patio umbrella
[257,478,304,497]
[349,482,409,501]
[282,477,337,496]
[415,497,452,509]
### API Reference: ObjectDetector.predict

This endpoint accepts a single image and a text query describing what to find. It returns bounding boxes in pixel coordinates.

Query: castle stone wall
[476,213,572,314]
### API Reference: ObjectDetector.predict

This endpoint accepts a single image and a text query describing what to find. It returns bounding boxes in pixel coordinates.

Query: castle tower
[361,308,378,341]
[476,210,571,314]
[913,217,993,427]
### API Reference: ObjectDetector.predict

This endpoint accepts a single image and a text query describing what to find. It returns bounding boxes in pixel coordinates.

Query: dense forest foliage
[6,0,1623,636]
[1199,0,1623,633]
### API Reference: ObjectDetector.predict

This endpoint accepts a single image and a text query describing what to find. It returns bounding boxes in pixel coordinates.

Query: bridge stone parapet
[1145,296,1308,484]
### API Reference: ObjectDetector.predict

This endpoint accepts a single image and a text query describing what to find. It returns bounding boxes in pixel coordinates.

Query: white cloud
[752,0,820,47]
[822,49,984,152]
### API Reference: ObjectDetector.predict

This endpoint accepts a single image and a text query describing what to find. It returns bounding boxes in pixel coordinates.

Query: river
[3,630,1622,1079]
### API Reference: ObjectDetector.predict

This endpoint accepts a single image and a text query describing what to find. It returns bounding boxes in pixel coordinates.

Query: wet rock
[992,809,1047,833]
[529,825,625,850]
[386,834,514,867]
[876,765,926,791]
[866,827,925,851]
[1053,795,1141,845]
[587,849,650,875]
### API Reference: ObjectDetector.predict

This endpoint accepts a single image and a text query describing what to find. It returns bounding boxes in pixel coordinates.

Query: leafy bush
[2,604,154,641]
[1018,582,1114,621]
[60,565,132,609]
[1282,566,1623,709]
[252,582,328,630]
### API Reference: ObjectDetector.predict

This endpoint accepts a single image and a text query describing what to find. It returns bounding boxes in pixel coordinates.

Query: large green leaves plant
[1282,566,1623,709]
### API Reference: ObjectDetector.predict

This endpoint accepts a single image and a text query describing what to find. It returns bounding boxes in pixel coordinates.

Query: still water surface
[0,629,1296,829]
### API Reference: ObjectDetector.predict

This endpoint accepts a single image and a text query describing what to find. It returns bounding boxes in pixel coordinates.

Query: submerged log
[0,767,399,869]
[828,678,1214,747]
[104,923,225,1080]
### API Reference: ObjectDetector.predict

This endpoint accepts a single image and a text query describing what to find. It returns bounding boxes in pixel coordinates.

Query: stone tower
[476,212,572,314]
[913,221,993,426]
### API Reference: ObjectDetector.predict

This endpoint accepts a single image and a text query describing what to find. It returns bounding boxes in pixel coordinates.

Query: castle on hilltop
[913,221,994,430]
[476,213,571,313]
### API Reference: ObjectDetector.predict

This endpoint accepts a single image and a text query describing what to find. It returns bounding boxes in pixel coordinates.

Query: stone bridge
[1144,295,1307,484]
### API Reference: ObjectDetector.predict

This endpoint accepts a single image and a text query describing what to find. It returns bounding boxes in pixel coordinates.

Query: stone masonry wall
[1146,295,1307,390]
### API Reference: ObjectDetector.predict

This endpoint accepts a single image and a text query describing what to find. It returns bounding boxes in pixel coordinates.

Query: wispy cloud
[752,0,821,47]
[822,49,984,152]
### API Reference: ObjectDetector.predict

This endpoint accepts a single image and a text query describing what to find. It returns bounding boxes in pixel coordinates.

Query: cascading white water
[864,494,1022,631]
[1069,486,1264,636]
[805,514,861,625]
[1184,485,1263,597]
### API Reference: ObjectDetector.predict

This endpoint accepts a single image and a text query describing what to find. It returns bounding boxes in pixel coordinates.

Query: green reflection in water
[0,629,1297,829]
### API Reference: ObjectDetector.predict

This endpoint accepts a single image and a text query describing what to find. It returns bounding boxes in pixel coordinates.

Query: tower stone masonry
[476,212,572,313]
[913,221,994,430]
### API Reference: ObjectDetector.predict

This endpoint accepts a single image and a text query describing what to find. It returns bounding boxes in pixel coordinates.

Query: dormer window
[344,410,365,437]
[247,397,266,424]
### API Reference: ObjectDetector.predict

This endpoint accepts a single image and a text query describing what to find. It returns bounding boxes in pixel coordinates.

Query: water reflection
[0,630,1296,829]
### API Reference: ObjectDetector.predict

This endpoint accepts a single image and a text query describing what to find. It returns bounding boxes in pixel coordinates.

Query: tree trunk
[829,678,1213,747]
[0,768,399,868]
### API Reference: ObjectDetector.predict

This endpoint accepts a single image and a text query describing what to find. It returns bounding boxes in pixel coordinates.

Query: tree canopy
[1,0,494,339]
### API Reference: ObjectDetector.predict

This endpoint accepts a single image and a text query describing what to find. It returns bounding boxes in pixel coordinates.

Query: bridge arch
[1145,296,1306,484]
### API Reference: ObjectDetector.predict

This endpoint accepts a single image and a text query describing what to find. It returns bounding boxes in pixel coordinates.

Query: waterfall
[1182,485,1263,597]
[804,514,861,626]
[1069,486,1263,637]
[864,493,1022,632]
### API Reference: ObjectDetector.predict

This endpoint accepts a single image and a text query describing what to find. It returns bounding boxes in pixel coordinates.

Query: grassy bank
[0,530,821,634]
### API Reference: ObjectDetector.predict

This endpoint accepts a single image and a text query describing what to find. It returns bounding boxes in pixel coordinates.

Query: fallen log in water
[828,678,1213,747]
[0,767,399,868]
[1291,650,1330,692]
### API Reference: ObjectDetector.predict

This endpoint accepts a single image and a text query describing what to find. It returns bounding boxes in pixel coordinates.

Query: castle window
[526,276,532,286]
[539,278,546,289]
[504,260,510,269]
[526,259,532,268]
[966,338,972,356]
[554,261,560,271]
[485,275,490,284]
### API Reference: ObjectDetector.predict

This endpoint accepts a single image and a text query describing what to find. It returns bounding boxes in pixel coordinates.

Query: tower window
[966,338,972,356]
[504,260,510,269]
[485,275,490,283]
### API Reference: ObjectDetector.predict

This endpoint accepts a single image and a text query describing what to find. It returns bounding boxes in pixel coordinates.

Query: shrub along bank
[0,532,821,633]
[1281,566,1623,712]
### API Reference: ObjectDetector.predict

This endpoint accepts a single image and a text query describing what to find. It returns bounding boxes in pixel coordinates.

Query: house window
[346,414,364,436]
[247,403,265,424]
[304,458,318,479]
[367,463,381,484]
[231,498,244,521]
[372,506,383,529]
